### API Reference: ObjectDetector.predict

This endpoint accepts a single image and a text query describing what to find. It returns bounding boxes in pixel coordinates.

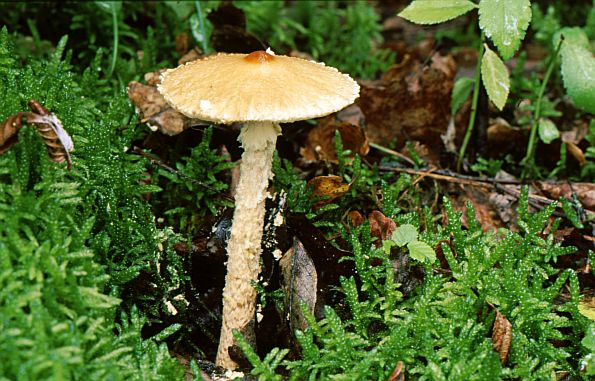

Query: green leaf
[407,240,437,263]
[555,27,595,114]
[391,224,418,247]
[398,0,477,25]
[537,118,559,144]
[478,0,531,60]
[582,324,595,351]
[451,77,474,115]
[481,45,510,110]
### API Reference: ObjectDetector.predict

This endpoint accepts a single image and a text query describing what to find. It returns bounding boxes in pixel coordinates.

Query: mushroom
[158,50,359,369]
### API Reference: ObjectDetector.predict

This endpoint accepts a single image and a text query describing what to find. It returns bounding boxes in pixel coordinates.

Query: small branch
[368,142,416,166]
[378,165,521,187]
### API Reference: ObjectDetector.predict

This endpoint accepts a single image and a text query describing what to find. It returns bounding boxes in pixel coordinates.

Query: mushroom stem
[216,121,281,369]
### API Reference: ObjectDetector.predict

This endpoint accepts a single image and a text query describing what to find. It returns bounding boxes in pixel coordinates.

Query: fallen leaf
[280,239,317,332]
[286,213,354,286]
[358,52,456,152]
[566,142,587,166]
[387,361,405,381]
[128,79,195,136]
[178,48,202,65]
[578,295,595,321]
[486,118,525,158]
[0,111,27,154]
[0,100,73,169]
[535,182,595,212]
[300,120,369,163]
[307,175,350,207]
[369,210,397,243]
[492,310,512,364]
[347,210,365,227]
[451,185,507,231]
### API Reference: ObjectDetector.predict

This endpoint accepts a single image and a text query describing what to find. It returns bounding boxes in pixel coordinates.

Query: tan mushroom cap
[158,51,360,124]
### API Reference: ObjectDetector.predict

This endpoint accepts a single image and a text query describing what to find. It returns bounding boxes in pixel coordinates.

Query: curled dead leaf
[0,111,27,154]
[307,175,350,207]
[347,210,365,228]
[0,100,73,169]
[369,210,396,243]
[566,142,587,166]
[387,361,405,381]
[492,310,512,364]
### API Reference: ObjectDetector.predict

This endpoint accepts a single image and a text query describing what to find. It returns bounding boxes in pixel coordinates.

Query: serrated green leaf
[407,240,437,263]
[478,0,532,60]
[553,27,590,50]
[391,224,418,247]
[555,27,595,114]
[582,324,595,350]
[451,77,474,115]
[398,0,477,25]
[538,118,559,144]
[481,46,510,110]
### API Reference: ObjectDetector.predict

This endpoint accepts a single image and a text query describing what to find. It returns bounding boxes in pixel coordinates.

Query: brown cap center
[243,50,275,63]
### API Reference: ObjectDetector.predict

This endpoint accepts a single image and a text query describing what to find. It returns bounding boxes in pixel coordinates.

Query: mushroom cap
[158,51,360,124]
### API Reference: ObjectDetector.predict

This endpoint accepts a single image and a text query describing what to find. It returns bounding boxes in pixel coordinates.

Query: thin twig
[369,142,416,166]
[378,165,521,186]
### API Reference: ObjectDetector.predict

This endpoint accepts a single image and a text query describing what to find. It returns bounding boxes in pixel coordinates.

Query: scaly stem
[216,121,281,369]
[456,38,484,172]
[521,39,562,179]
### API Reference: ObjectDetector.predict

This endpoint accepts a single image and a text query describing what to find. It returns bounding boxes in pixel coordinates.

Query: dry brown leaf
[307,175,350,207]
[178,48,202,65]
[387,361,405,381]
[300,120,369,162]
[492,310,512,364]
[279,239,317,332]
[369,210,397,243]
[535,182,595,211]
[566,142,587,166]
[486,118,525,158]
[347,210,365,228]
[0,100,73,169]
[127,79,192,136]
[451,185,506,231]
[0,111,27,154]
[357,53,456,151]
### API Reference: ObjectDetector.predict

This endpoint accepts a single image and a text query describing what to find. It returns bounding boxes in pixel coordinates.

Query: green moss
[244,187,589,379]
[0,26,183,379]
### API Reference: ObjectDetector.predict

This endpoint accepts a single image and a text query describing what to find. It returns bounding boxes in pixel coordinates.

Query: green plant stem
[456,39,484,172]
[194,0,209,54]
[107,3,119,78]
[521,40,563,179]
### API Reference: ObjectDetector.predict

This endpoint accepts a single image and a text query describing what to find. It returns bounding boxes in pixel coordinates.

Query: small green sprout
[383,223,437,263]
